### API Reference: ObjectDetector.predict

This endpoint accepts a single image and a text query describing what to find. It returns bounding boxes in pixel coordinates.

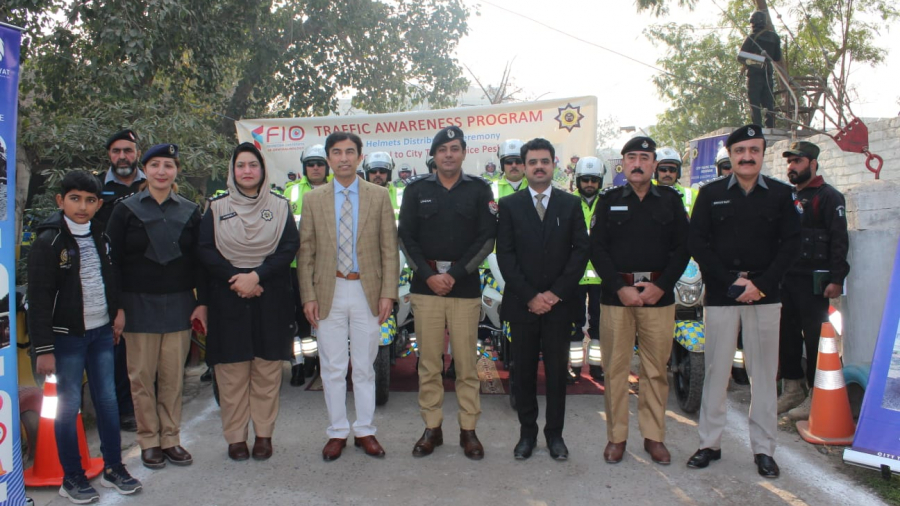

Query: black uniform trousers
[115,339,134,418]
[574,284,602,341]
[748,73,776,128]
[779,273,830,386]
[511,319,569,441]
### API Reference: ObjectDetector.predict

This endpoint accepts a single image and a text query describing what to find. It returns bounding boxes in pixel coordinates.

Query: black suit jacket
[497,188,590,323]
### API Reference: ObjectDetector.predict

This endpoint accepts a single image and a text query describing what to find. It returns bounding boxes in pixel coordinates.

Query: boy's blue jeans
[54,323,122,478]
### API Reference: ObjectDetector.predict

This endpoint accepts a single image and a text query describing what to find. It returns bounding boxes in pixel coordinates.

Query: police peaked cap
[782,141,820,160]
[141,143,179,165]
[621,136,656,156]
[105,129,138,150]
[726,124,766,149]
[429,126,467,156]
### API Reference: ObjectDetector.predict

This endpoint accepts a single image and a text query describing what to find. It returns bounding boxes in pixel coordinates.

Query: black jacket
[740,29,782,77]
[590,183,691,307]
[27,212,119,356]
[688,174,801,306]
[197,201,300,365]
[398,173,497,298]
[497,188,589,323]
[791,175,850,282]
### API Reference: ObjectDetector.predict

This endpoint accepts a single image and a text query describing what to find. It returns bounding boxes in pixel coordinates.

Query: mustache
[631,168,644,174]
[739,160,756,165]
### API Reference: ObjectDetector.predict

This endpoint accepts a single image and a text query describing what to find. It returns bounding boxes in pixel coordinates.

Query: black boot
[290,364,305,387]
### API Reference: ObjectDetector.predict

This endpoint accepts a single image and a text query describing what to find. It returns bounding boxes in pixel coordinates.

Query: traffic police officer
[687,124,800,478]
[481,162,500,182]
[95,129,146,227]
[492,139,529,200]
[572,157,606,382]
[715,146,733,177]
[364,152,401,212]
[398,125,496,460]
[591,136,690,466]
[286,144,331,386]
[739,11,782,128]
[655,147,698,215]
[777,141,849,419]
[396,163,413,187]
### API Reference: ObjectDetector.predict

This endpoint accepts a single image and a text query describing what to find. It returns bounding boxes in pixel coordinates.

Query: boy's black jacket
[27,211,120,355]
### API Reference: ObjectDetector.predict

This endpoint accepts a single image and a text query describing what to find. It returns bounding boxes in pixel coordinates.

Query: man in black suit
[497,138,590,461]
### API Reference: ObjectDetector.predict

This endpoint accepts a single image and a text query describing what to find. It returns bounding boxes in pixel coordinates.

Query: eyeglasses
[579,176,602,183]
[368,168,390,174]
[657,166,678,173]
[502,158,523,166]
[305,161,327,168]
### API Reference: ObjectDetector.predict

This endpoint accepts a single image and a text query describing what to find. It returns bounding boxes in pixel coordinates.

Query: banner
[236,97,597,186]
[0,22,28,505]
[844,234,900,473]
[608,157,625,187]
[689,134,728,186]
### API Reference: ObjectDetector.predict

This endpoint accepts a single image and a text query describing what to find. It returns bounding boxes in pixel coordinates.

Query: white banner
[236,96,597,186]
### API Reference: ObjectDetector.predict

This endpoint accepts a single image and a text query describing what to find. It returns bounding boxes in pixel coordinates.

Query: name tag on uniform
[420,199,433,204]
[610,206,628,211]
[712,200,731,206]
[219,212,237,221]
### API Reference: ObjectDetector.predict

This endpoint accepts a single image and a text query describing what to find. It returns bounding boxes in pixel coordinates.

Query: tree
[639,0,898,146]
[2,0,472,236]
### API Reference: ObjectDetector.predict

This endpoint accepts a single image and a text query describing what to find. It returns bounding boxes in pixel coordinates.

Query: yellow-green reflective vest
[574,191,602,285]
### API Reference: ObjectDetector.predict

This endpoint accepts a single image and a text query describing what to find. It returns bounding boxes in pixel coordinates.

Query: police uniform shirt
[95,168,147,226]
[590,183,690,307]
[792,175,849,281]
[398,173,497,298]
[688,173,801,306]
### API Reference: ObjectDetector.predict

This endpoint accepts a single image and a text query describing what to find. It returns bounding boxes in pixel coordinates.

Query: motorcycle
[669,259,705,413]
[479,253,515,407]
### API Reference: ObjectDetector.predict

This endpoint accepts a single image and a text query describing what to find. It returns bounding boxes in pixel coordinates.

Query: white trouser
[697,304,781,456]
[317,277,381,439]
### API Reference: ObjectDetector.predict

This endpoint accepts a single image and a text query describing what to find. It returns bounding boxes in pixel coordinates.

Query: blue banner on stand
[0,22,27,505]
[844,235,900,473]
[608,158,625,187]
[689,135,728,185]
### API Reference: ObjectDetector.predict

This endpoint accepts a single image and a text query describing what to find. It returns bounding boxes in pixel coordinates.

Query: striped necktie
[535,193,546,221]
[338,189,353,275]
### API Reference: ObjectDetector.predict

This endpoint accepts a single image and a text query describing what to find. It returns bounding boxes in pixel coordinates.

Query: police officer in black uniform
[777,141,850,417]
[591,136,690,466]
[95,129,146,227]
[739,11,782,128]
[98,129,144,432]
[687,125,800,478]
[398,125,497,460]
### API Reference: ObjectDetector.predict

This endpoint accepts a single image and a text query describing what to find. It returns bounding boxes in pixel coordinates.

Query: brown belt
[336,271,360,280]
[619,271,662,286]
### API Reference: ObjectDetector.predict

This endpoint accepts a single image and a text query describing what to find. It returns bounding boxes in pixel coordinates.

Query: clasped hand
[230,272,263,298]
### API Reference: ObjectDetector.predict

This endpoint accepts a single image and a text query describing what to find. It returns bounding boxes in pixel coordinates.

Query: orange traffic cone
[23,375,104,486]
[796,322,856,445]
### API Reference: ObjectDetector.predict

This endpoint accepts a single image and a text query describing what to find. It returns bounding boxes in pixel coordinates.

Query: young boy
[29,170,142,504]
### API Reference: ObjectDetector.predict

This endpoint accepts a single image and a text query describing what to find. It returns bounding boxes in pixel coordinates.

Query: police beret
[429,126,466,156]
[621,136,656,156]
[141,143,179,165]
[726,124,766,148]
[105,129,138,150]
[782,141,820,160]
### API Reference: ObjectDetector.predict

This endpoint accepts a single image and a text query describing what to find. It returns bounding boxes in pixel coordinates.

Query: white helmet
[497,138,524,168]
[655,146,682,179]
[364,151,394,182]
[574,157,606,178]
[715,146,732,175]
[301,144,329,176]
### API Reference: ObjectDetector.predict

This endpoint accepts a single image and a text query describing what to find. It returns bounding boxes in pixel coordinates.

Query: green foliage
[643,0,898,146]
[4,0,471,203]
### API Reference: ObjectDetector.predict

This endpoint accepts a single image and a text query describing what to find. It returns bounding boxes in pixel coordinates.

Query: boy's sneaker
[59,475,100,504]
[100,463,143,495]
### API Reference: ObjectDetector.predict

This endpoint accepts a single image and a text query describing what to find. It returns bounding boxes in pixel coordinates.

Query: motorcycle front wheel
[671,342,704,414]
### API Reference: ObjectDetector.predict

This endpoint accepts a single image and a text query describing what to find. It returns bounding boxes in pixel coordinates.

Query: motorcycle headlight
[675,281,702,305]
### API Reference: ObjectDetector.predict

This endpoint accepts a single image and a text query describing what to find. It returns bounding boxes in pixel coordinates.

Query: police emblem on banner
[615,164,623,173]
[261,209,274,221]
[488,200,499,216]
[554,103,585,132]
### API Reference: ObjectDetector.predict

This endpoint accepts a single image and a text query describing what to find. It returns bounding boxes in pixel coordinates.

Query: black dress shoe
[686,448,721,469]
[513,438,536,460]
[547,437,569,461]
[412,427,443,457]
[290,364,305,387]
[200,367,213,382]
[119,415,137,432]
[754,454,780,478]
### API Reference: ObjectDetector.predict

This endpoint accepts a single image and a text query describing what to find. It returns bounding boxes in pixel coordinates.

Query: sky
[454,0,900,132]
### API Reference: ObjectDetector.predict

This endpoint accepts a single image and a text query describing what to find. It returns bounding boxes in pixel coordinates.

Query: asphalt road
[27,365,885,506]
